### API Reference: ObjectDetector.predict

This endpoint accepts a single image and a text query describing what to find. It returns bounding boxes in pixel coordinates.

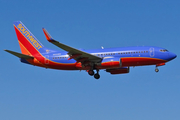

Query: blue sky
[1,0,180,120]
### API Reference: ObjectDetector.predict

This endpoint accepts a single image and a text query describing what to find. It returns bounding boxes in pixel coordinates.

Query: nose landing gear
[155,67,159,72]
[155,63,165,73]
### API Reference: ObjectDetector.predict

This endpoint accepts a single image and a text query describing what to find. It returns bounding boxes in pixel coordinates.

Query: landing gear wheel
[155,68,159,72]
[94,73,100,79]
[88,70,94,76]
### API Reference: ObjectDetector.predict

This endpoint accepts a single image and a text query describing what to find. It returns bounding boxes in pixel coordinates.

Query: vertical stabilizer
[13,21,46,56]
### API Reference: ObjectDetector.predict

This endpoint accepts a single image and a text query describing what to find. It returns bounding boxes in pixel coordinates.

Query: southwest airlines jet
[5,21,177,79]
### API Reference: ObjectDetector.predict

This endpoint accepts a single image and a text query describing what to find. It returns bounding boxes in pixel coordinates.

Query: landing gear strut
[155,63,166,73]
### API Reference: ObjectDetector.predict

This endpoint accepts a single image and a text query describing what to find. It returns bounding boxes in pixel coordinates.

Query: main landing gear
[88,70,94,76]
[88,69,100,79]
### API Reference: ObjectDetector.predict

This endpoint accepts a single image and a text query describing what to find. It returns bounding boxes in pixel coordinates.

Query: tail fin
[13,21,46,56]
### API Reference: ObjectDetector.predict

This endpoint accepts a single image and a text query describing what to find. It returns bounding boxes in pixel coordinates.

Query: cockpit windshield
[160,49,168,52]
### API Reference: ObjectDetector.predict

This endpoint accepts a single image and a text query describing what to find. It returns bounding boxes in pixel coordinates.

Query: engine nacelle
[99,57,121,69]
[106,67,130,74]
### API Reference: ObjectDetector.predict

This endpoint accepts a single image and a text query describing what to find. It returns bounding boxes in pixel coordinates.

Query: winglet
[42,28,54,42]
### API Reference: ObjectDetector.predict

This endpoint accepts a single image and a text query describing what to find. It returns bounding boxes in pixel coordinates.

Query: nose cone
[168,52,177,61]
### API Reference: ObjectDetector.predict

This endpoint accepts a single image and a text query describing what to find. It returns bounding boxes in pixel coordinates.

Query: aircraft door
[45,55,49,64]
[149,48,154,57]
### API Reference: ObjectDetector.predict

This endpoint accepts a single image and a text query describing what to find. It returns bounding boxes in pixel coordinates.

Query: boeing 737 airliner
[5,21,177,79]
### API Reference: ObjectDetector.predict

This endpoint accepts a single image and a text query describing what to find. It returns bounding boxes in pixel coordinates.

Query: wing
[42,28,102,64]
[4,49,34,59]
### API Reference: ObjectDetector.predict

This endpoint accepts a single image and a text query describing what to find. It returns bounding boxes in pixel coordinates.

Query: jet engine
[100,57,122,69]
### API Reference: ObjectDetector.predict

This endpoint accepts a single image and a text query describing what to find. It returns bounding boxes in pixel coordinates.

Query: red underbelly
[121,57,167,67]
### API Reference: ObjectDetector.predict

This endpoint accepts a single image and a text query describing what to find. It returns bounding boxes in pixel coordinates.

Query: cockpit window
[160,49,168,52]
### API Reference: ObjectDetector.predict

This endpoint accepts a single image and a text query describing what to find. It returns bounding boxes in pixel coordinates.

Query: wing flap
[4,50,34,59]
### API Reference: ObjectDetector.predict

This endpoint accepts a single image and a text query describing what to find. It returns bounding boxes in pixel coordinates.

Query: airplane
[5,21,177,79]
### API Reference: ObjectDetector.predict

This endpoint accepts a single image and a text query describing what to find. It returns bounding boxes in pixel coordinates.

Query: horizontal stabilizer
[4,49,34,59]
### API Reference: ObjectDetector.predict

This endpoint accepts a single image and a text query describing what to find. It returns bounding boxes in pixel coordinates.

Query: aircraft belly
[121,57,167,67]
